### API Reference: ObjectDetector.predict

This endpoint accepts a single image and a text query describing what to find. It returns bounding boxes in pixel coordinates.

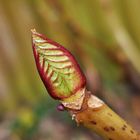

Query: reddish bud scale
[31,29,86,100]
[57,104,65,111]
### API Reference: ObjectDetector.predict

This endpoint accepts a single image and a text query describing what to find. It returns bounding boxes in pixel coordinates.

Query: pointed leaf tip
[32,29,86,100]
[31,28,36,33]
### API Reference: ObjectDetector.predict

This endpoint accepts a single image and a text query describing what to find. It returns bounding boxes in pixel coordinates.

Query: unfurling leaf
[31,29,86,100]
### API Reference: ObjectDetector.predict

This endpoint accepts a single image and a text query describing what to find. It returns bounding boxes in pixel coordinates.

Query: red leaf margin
[31,29,86,100]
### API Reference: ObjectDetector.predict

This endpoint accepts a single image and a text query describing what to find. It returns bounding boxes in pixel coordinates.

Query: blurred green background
[0,0,140,140]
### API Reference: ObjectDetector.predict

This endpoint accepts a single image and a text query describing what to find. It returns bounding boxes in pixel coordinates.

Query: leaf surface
[31,29,86,99]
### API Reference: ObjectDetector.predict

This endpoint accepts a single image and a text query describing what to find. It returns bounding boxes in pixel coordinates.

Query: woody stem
[67,91,139,140]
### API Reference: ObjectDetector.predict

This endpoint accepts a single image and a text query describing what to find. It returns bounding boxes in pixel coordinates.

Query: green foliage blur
[0,0,140,140]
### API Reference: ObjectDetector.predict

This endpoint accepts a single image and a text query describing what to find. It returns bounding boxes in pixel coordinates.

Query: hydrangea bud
[31,29,86,100]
